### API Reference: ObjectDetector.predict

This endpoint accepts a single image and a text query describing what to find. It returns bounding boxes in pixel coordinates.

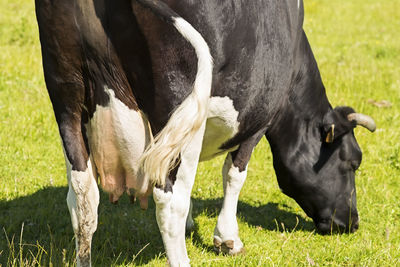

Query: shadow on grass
[0,187,314,266]
[0,186,163,266]
[192,197,315,232]
[189,197,315,253]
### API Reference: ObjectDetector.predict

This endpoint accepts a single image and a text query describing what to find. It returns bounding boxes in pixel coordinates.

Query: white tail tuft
[139,17,213,186]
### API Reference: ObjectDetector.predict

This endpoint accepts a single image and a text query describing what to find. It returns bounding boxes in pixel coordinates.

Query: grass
[0,0,399,266]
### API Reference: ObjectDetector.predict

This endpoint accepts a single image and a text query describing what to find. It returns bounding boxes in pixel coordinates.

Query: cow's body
[35,0,375,266]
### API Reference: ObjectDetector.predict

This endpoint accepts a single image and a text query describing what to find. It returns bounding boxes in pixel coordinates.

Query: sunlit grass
[0,0,399,266]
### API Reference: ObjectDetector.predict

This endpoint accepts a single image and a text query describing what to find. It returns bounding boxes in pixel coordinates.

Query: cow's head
[268,106,375,234]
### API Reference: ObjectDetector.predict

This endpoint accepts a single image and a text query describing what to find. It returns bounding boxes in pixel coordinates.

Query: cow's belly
[200,96,240,161]
[86,87,152,202]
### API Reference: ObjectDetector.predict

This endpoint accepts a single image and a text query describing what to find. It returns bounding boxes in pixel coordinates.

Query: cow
[35,0,376,266]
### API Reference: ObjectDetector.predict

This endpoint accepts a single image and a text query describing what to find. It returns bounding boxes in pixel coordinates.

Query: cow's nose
[316,218,340,234]
[316,219,346,234]
[316,220,331,234]
[316,216,359,234]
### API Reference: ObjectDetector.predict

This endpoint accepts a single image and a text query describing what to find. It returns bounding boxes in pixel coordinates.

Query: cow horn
[347,113,376,132]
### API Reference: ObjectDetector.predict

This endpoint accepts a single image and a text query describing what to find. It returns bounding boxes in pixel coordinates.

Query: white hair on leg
[153,122,206,266]
[65,153,99,267]
[213,153,247,255]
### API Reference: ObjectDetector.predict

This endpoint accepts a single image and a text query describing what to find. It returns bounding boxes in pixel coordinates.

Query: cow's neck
[265,31,332,158]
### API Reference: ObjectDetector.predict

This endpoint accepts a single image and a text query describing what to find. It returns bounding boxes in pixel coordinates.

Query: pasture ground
[0,0,399,266]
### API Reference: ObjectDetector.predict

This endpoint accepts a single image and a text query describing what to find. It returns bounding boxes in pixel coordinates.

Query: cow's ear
[324,124,335,143]
[322,106,357,143]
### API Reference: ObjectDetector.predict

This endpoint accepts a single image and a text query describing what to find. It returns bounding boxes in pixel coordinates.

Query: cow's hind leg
[62,120,99,267]
[153,124,206,267]
[213,133,264,255]
[37,4,99,263]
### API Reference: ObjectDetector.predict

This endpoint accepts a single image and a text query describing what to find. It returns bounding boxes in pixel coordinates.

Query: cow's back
[134,0,306,153]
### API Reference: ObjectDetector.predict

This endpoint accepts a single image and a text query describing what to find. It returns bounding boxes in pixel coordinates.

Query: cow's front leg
[213,153,247,255]
[153,124,205,267]
[213,133,264,255]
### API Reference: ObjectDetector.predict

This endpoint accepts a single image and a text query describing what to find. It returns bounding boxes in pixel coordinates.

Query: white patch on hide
[200,96,240,161]
[85,87,152,201]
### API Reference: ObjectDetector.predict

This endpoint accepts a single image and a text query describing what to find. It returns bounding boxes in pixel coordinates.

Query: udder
[86,88,153,204]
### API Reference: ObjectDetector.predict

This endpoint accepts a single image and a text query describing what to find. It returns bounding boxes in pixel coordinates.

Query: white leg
[213,153,247,255]
[153,124,205,267]
[66,157,99,267]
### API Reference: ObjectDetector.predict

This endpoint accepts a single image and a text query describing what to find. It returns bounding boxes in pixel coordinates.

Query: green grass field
[1,0,399,266]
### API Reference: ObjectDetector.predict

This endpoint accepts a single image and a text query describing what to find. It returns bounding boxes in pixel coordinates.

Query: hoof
[213,237,245,255]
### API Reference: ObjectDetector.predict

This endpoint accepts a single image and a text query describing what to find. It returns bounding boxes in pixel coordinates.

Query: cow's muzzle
[316,215,359,234]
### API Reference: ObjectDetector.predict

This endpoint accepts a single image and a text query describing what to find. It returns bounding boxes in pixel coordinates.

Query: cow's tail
[135,0,213,186]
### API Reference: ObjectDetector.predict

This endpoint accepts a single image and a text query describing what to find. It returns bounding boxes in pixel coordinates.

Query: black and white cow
[35,0,375,266]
